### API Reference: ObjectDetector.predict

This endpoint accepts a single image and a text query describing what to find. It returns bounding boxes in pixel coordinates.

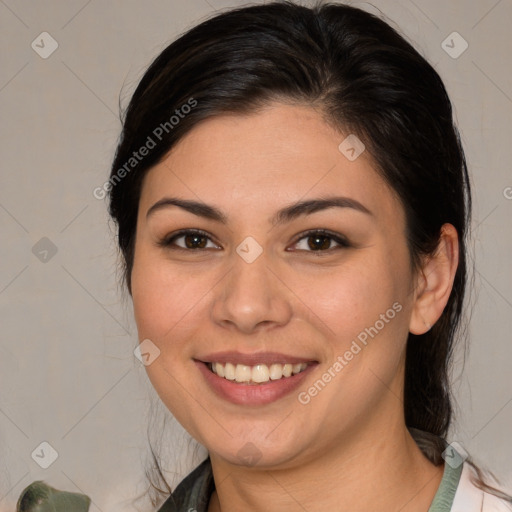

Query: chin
[205,431,311,470]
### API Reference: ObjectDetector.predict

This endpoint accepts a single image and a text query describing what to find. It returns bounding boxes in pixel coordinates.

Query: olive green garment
[16,481,91,512]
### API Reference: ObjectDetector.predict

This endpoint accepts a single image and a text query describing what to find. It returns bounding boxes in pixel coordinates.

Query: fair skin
[131,102,459,511]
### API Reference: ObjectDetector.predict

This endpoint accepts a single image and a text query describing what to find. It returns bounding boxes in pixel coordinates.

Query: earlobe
[409,223,459,335]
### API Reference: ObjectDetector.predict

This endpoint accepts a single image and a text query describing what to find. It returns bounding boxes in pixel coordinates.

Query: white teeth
[235,364,252,383]
[252,364,270,383]
[224,362,236,380]
[209,362,307,384]
[282,363,293,377]
[269,363,283,380]
[215,362,225,378]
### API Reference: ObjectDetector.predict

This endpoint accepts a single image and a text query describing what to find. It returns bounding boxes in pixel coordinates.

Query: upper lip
[195,351,318,366]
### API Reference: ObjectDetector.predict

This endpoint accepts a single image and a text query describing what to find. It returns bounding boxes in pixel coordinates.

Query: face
[131,102,419,469]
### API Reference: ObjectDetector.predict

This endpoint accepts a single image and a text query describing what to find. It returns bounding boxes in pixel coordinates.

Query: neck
[207,421,444,512]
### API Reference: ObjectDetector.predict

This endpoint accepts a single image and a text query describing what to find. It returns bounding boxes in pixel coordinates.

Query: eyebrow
[146,195,373,225]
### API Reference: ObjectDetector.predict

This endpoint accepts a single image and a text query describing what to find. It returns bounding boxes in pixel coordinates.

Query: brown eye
[306,234,332,251]
[182,232,208,249]
[158,229,220,250]
[291,230,350,252]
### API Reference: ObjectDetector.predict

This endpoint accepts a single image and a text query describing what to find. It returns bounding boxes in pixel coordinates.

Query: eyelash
[157,228,350,254]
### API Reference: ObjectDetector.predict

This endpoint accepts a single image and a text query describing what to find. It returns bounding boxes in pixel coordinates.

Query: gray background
[1,0,511,510]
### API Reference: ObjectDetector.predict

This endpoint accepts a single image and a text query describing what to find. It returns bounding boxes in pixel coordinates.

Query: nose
[210,251,293,334]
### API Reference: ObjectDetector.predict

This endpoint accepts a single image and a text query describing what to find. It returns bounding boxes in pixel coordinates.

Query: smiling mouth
[207,361,309,385]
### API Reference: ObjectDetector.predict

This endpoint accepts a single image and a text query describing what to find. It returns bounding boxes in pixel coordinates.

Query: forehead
[139,103,403,224]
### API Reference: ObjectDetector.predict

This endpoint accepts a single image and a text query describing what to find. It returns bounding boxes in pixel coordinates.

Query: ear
[409,223,459,335]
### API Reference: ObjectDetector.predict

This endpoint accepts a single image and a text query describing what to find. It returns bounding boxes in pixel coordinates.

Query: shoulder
[452,462,512,512]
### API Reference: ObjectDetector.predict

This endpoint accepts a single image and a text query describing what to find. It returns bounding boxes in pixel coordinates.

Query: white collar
[451,462,512,511]
[451,462,483,511]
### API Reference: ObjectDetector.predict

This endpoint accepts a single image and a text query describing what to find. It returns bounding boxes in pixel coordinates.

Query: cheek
[306,258,406,338]
[296,263,410,418]
[130,252,213,433]
[131,251,212,344]
[314,251,412,395]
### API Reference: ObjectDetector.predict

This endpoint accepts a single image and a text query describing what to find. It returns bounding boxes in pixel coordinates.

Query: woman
[16,1,512,511]
[110,1,512,510]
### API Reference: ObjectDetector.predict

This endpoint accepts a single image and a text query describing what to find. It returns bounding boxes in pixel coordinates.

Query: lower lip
[195,361,316,406]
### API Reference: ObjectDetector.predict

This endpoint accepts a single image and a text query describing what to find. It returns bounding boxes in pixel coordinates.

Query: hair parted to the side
[107,0,511,507]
